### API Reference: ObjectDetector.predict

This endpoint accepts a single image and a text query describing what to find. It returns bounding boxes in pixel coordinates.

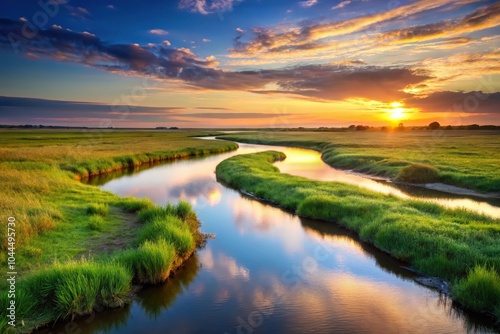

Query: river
[40,139,499,334]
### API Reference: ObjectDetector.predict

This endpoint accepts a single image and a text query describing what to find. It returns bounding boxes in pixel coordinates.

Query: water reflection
[60,139,500,334]
[137,254,201,319]
[87,140,500,218]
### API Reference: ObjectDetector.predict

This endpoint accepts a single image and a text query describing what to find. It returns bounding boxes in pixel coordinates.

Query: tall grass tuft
[118,239,176,284]
[86,203,109,216]
[115,197,155,213]
[135,215,195,255]
[18,260,131,319]
[138,205,176,224]
[452,265,500,313]
[175,200,194,220]
[87,215,105,231]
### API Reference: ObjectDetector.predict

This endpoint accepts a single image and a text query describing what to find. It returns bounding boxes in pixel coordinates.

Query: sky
[0,0,499,128]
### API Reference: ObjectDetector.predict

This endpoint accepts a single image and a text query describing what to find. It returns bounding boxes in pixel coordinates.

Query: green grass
[135,216,195,255]
[452,265,500,316]
[86,203,109,216]
[1,200,201,332]
[395,163,439,183]
[218,130,500,193]
[215,150,500,318]
[118,240,176,284]
[29,260,131,317]
[87,215,105,231]
[0,129,236,332]
[1,260,132,328]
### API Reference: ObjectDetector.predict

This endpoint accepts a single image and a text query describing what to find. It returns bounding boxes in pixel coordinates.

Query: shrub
[395,163,439,183]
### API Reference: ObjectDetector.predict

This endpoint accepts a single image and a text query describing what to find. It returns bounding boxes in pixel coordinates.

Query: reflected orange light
[208,189,222,206]
[283,151,322,164]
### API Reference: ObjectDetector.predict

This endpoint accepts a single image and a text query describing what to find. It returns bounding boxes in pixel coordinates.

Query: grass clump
[175,200,194,220]
[135,215,195,255]
[115,197,155,213]
[395,163,439,183]
[87,215,105,231]
[118,239,176,284]
[18,260,132,320]
[86,203,109,216]
[452,265,500,314]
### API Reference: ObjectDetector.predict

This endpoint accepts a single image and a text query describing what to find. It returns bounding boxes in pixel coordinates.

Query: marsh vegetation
[215,150,500,319]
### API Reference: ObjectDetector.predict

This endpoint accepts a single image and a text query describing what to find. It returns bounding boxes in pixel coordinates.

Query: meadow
[215,150,500,320]
[1,128,499,331]
[218,130,500,194]
[0,129,238,332]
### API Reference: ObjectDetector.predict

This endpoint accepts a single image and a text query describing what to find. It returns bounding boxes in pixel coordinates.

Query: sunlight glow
[388,102,406,121]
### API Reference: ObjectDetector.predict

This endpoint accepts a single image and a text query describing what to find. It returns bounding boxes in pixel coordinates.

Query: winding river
[41,139,499,334]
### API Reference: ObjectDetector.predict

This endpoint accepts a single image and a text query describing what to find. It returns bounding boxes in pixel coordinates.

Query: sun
[388,102,406,120]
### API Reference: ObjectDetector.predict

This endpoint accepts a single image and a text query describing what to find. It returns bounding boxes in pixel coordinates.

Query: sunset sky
[0,0,499,128]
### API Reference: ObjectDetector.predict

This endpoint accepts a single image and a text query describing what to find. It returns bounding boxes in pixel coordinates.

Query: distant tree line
[293,123,500,132]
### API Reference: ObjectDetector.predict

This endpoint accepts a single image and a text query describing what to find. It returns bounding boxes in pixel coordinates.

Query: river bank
[0,130,238,333]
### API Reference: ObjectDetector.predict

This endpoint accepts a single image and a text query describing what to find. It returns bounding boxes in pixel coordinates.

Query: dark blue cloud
[0,18,431,102]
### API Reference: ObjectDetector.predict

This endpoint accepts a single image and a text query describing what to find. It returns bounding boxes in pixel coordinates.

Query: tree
[348,125,356,130]
[428,121,440,130]
[398,122,404,130]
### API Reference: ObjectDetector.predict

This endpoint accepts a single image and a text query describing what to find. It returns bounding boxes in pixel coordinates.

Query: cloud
[67,6,91,18]
[178,0,241,15]
[300,0,318,8]
[236,27,244,33]
[251,66,431,102]
[415,49,500,90]
[378,2,500,44]
[0,96,187,124]
[149,29,169,36]
[177,112,291,119]
[106,5,116,10]
[0,96,293,127]
[161,40,171,46]
[0,18,218,78]
[229,0,484,61]
[202,38,211,42]
[406,91,500,113]
[0,19,433,103]
[331,0,351,10]
[178,112,293,118]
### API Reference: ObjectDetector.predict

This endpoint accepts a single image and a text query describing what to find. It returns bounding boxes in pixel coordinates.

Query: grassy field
[217,130,500,193]
[0,129,238,332]
[215,151,500,319]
